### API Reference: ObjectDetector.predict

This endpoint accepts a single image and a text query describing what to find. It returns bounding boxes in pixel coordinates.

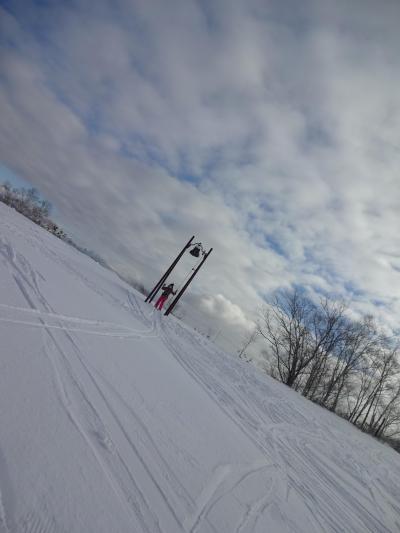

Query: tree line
[247,289,400,452]
[0,182,67,238]
[0,182,108,268]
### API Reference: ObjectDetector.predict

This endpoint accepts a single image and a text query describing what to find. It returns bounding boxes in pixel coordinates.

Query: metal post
[145,236,194,303]
[165,248,213,316]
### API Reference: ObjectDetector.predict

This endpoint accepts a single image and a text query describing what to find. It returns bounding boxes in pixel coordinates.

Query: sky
[1,0,400,344]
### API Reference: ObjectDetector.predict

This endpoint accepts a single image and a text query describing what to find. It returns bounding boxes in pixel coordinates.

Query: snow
[0,202,400,533]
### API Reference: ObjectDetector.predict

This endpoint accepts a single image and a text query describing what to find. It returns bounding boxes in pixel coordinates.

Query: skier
[155,283,176,311]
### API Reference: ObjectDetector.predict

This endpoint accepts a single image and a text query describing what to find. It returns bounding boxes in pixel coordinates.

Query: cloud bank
[1,0,400,338]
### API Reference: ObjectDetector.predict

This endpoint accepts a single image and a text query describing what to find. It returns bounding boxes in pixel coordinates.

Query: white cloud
[200,293,255,331]
[1,0,400,342]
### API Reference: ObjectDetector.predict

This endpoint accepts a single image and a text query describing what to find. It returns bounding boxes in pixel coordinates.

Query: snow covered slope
[0,202,400,533]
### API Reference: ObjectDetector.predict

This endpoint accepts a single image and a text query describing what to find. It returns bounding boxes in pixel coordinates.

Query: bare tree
[257,290,318,388]
[319,316,380,411]
[0,182,53,229]
[300,299,348,401]
[255,288,400,451]
[347,344,399,432]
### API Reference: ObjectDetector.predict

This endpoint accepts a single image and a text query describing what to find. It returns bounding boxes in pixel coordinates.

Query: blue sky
[1,0,400,338]
[0,163,31,189]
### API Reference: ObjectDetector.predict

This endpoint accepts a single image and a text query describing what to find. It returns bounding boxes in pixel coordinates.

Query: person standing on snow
[155,283,176,310]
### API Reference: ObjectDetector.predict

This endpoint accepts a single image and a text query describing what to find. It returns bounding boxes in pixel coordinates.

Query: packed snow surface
[1,203,400,533]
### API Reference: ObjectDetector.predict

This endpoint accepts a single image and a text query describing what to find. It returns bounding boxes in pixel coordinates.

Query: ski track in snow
[0,236,188,533]
[17,504,70,533]
[0,303,157,339]
[0,315,157,339]
[126,291,154,327]
[156,314,400,533]
[0,446,13,533]
[0,230,285,533]
[156,316,296,533]
[1,211,400,533]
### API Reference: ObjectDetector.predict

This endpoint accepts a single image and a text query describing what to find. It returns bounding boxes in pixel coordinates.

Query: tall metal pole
[165,248,213,316]
[145,236,194,303]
